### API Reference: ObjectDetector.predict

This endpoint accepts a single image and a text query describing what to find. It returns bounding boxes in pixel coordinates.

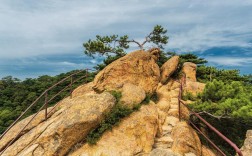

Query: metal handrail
[0,68,93,155]
[178,74,243,156]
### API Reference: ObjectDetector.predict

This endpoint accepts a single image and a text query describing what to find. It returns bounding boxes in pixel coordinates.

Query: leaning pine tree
[83,25,169,70]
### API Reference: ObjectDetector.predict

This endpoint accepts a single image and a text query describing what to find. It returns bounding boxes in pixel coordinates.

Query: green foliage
[86,103,133,144]
[0,70,95,134]
[192,80,252,118]
[148,25,169,49]
[168,53,207,78]
[86,90,149,145]
[109,91,122,103]
[179,53,207,65]
[182,92,197,101]
[83,25,169,58]
[84,25,169,71]
[197,66,251,83]
[83,35,128,58]
[141,94,151,104]
[86,91,133,144]
[190,79,252,155]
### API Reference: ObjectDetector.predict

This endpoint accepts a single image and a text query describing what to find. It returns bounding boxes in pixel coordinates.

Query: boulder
[1,92,115,156]
[0,107,54,152]
[156,98,170,113]
[182,62,197,82]
[184,81,205,96]
[120,83,146,109]
[71,82,95,98]
[240,130,252,156]
[160,56,179,84]
[92,49,160,94]
[171,122,201,156]
[69,103,159,156]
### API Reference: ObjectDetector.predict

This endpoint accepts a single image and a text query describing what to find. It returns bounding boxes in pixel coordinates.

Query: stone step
[164,116,179,127]
[170,98,178,103]
[154,136,174,148]
[168,108,178,114]
[167,109,179,118]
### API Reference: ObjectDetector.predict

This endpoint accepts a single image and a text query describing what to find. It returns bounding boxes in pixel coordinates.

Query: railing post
[45,91,48,120]
[70,75,73,99]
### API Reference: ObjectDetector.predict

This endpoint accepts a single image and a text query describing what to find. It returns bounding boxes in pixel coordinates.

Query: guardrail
[178,74,243,156]
[0,69,93,155]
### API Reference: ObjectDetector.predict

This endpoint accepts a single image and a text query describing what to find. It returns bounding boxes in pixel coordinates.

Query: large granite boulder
[69,103,159,156]
[160,56,179,84]
[71,82,96,98]
[171,122,202,156]
[182,62,197,82]
[92,49,161,94]
[0,92,115,156]
[120,83,146,109]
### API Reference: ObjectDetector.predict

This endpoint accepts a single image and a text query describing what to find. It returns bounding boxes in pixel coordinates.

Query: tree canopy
[83,25,168,58]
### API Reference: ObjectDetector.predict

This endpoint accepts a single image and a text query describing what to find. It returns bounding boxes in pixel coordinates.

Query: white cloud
[206,57,252,66]
[0,0,251,59]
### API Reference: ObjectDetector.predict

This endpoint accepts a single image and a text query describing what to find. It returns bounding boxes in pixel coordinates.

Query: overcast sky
[0,0,252,79]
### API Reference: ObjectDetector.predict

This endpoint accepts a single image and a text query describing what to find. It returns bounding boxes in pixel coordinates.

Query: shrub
[86,91,144,145]
[182,92,197,101]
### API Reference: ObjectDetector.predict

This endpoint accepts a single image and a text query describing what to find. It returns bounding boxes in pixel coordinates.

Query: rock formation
[160,56,179,84]
[182,62,197,82]
[240,130,252,156]
[92,49,160,94]
[182,62,205,95]
[171,122,201,155]
[0,92,115,156]
[120,83,146,109]
[0,48,219,156]
[70,103,158,156]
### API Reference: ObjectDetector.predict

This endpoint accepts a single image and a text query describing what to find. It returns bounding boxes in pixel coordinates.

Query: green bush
[86,91,145,145]
[182,92,197,101]
[190,79,252,155]
[86,103,133,144]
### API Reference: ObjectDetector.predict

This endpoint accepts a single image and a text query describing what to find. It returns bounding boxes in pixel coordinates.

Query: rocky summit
[0,48,221,156]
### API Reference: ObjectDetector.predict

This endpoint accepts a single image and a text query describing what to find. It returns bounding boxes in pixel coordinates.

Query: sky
[0,0,252,79]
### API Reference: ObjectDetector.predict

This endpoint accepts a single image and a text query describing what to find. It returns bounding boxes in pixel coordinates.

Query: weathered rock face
[120,83,146,109]
[70,103,159,156]
[1,92,115,156]
[202,145,216,156]
[184,81,205,96]
[171,122,202,156]
[240,130,252,156]
[160,56,179,84]
[182,62,197,82]
[0,106,55,152]
[93,49,160,94]
[72,82,95,98]
[150,148,182,156]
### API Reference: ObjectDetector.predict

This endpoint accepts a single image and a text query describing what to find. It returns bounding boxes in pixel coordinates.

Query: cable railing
[178,74,243,156]
[0,69,94,155]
